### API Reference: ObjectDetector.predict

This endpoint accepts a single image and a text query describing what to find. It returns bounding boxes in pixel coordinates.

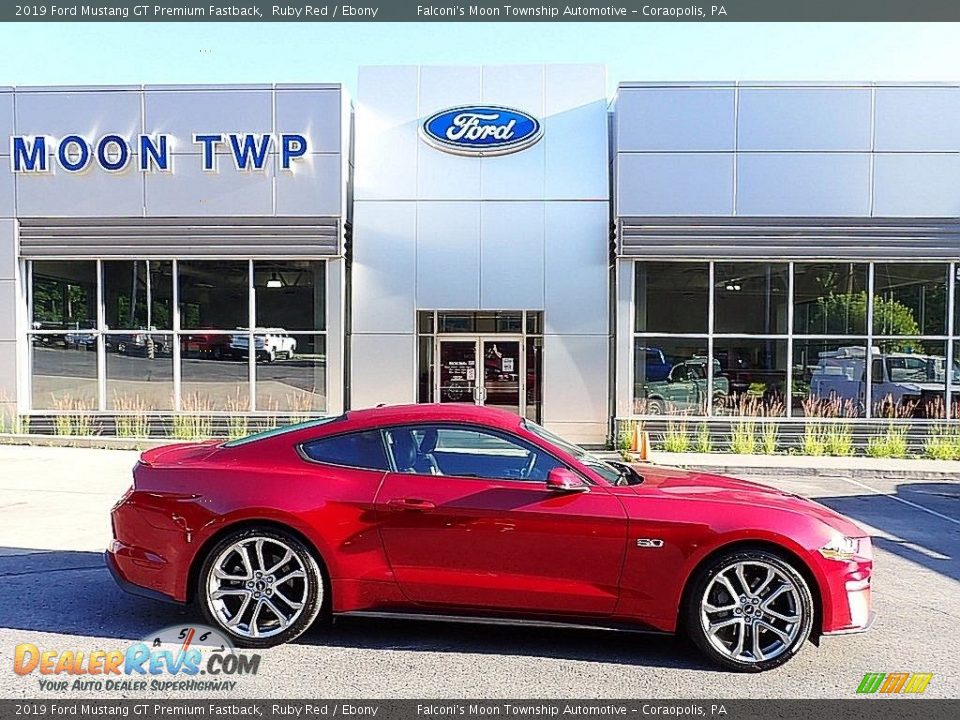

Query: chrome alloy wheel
[699,560,803,664]
[205,536,313,639]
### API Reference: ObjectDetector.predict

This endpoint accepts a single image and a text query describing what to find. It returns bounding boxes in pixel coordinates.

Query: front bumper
[822,610,877,637]
[815,538,875,635]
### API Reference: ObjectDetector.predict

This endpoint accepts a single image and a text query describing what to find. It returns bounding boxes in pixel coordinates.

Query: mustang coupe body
[107,404,873,671]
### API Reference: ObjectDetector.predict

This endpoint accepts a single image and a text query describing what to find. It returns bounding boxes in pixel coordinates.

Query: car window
[301,430,389,471]
[384,425,563,482]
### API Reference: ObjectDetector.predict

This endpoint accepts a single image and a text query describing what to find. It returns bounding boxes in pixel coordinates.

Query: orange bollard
[637,428,649,461]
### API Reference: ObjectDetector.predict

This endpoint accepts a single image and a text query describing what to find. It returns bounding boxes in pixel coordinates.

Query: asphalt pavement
[0,445,957,699]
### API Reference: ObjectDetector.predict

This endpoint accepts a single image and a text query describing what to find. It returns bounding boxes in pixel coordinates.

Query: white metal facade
[351,65,611,444]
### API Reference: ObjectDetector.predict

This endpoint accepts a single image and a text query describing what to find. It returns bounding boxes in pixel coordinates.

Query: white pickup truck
[809,346,958,416]
[229,328,297,362]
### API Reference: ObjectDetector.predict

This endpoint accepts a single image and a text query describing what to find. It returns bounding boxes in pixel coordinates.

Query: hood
[625,464,868,537]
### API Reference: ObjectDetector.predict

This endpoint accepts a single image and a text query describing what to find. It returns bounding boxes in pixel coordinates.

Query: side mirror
[546,468,589,493]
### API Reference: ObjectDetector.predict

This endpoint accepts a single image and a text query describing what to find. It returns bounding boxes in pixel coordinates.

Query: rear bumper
[105,547,184,605]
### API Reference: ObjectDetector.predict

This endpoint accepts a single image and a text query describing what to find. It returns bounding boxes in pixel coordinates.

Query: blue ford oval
[421,105,543,156]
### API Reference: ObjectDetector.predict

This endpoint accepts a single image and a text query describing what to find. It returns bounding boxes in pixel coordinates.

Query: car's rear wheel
[198,527,325,648]
[684,549,814,672]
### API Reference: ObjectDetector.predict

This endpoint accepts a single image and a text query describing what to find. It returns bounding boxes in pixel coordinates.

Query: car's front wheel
[198,527,326,648]
[684,548,814,672]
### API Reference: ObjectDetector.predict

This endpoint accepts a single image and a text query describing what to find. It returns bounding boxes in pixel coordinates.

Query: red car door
[374,424,628,616]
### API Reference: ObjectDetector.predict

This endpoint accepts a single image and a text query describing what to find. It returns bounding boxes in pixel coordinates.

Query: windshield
[886,356,960,384]
[523,419,624,485]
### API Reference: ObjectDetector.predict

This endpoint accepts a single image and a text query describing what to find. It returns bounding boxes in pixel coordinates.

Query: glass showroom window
[632,260,959,420]
[27,259,328,416]
[792,263,871,419]
[793,263,868,335]
[103,261,174,411]
[793,339,868,418]
[29,261,98,411]
[633,262,709,416]
[178,261,251,412]
[253,261,328,414]
[871,263,950,419]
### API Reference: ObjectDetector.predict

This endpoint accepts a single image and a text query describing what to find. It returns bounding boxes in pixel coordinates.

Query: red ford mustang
[107,404,874,672]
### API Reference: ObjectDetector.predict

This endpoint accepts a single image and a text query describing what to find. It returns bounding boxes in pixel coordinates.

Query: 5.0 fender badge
[636,538,665,548]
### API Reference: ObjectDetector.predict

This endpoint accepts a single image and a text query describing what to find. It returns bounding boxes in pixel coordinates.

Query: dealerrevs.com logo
[13,625,260,693]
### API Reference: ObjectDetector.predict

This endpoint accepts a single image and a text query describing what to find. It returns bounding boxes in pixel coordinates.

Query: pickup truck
[230,328,297,362]
[809,346,959,416]
[641,356,730,415]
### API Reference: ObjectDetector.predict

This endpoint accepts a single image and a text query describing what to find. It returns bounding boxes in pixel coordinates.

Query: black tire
[683,548,815,672]
[647,398,666,415]
[197,527,326,648]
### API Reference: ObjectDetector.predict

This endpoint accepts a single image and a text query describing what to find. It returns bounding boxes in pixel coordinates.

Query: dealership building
[2,67,960,445]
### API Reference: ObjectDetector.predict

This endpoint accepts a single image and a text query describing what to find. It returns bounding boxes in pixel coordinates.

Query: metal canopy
[18,217,342,259]
[616,217,960,260]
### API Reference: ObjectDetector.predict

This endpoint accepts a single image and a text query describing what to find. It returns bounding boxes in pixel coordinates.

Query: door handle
[387,497,436,511]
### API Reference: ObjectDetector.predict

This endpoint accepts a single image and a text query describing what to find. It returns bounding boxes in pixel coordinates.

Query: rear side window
[301,431,389,471]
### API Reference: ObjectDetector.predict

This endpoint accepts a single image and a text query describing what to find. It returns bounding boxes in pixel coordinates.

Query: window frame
[630,258,959,421]
[25,257,330,415]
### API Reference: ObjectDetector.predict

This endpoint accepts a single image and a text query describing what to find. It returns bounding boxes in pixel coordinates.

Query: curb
[647,463,960,482]
[0,434,171,451]
[600,451,960,482]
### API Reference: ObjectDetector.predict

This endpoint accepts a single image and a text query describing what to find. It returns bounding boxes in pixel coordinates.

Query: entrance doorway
[438,338,523,414]
[418,311,543,422]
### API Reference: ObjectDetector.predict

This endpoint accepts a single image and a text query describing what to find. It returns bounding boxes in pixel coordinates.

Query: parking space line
[837,475,960,528]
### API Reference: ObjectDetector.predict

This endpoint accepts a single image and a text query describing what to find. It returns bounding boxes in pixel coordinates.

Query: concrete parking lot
[0,444,957,699]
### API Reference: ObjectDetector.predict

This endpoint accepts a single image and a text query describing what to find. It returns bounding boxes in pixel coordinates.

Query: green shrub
[661,421,689,453]
[116,414,150,439]
[694,422,712,454]
[923,425,958,461]
[825,423,854,457]
[169,414,212,441]
[54,414,73,436]
[759,421,778,455]
[227,415,249,441]
[801,423,827,456]
[866,424,909,459]
[730,419,757,454]
[73,412,99,437]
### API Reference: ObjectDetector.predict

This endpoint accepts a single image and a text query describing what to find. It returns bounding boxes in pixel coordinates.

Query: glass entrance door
[438,340,479,403]
[437,337,524,414]
[482,340,521,415]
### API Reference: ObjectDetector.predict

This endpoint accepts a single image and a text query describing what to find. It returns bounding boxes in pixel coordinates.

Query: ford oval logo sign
[421,105,543,157]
